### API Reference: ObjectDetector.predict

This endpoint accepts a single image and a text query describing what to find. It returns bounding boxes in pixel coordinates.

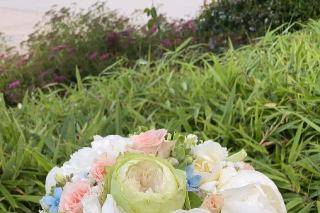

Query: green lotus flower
[107,153,186,213]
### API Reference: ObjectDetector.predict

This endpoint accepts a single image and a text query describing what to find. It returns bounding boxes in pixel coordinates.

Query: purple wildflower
[8,80,21,89]
[99,53,110,61]
[87,52,98,60]
[106,32,119,47]
[184,20,197,32]
[52,44,68,52]
[161,39,173,48]
[150,25,158,34]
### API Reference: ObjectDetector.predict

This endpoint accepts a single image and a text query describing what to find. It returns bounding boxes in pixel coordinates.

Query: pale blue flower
[40,187,62,213]
[186,165,201,192]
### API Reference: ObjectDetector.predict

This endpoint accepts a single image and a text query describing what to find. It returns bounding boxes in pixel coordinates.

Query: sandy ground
[0,8,42,46]
[0,0,205,48]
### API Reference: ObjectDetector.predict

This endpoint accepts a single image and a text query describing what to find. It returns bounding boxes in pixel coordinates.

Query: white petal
[200,181,217,193]
[221,184,278,213]
[63,147,97,175]
[101,194,121,213]
[91,135,132,161]
[184,134,198,149]
[82,194,102,213]
[219,170,286,213]
[45,166,60,193]
[192,140,228,163]
[218,164,237,187]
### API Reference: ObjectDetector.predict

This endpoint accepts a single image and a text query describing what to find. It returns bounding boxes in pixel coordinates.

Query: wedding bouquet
[40,129,286,213]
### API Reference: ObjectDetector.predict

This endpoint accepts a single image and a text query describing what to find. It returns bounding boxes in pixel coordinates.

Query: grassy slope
[1,22,320,212]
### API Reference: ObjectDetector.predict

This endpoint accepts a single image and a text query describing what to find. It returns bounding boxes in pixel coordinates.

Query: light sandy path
[0,8,42,47]
[0,0,205,47]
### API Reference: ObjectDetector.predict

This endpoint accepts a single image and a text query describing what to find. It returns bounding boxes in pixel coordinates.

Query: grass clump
[1,21,320,212]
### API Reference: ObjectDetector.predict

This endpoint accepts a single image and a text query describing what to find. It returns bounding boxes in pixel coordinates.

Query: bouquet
[40,129,286,213]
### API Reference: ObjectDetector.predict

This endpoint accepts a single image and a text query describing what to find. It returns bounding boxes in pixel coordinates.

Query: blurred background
[0,0,204,46]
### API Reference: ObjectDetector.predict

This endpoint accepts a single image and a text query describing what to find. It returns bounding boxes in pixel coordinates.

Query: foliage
[198,0,320,50]
[0,3,200,104]
[1,21,320,212]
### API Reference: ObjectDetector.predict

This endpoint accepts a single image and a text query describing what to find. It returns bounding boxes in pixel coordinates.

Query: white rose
[192,140,228,164]
[219,170,286,213]
[221,184,285,213]
[191,141,228,184]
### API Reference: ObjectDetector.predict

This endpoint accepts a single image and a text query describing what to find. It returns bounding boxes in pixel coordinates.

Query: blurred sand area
[0,8,42,47]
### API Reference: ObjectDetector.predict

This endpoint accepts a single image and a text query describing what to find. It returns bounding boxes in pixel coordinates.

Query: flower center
[126,160,164,193]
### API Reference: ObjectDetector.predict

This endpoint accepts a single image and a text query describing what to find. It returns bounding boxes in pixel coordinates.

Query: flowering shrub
[0,3,201,105]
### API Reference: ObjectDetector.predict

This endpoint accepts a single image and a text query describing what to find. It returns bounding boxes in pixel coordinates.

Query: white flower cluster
[176,137,286,213]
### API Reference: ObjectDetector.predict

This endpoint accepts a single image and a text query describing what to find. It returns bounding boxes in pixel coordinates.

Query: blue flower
[40,187,62,213]
[186,165,201,192]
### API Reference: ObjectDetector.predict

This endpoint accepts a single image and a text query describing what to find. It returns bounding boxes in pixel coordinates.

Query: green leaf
[288,123,303,164]
[188,192,203,208]
[0,183,17,208]
[26,149,53,172]
[227,149,247,162]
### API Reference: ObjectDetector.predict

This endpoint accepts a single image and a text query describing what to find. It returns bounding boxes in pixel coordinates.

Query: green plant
[1,20,320,212]
[197,0,320,50]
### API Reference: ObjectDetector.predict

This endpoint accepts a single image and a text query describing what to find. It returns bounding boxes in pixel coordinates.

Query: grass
[1,21,320,212]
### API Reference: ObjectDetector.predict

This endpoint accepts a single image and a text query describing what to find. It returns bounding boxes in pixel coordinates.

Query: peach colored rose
[59,180,91,213]
[89,155,115,182]
[201,193,224,213]
[131,129,167,155]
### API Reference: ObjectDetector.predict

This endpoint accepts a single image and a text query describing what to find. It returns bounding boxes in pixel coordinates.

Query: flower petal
[186,165,193,177]
[219,170,286,213]
[53,187,62,199]
[82,194,102,213]
[45,167,61,194]
[41,196,56,207]
[189,175,201,187]
[221,184,278,213]
[101,194,121,213]
[49,205,59,213]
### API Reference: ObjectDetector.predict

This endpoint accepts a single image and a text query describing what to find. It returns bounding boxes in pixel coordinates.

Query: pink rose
[201,193,224,213]
[131,129,168,155]
[59,180,91,213]
[89,155,115,182]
